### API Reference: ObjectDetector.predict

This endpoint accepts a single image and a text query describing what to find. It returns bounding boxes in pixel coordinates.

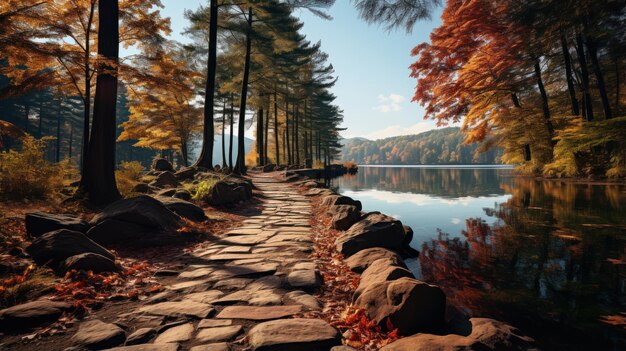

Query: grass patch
[115,161,146,198]
[0,267,58,308]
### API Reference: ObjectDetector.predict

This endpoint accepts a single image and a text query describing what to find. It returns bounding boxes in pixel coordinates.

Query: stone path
[91,172,342,351]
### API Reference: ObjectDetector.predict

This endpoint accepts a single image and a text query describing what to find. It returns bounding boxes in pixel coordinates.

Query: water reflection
[336,167,626,350]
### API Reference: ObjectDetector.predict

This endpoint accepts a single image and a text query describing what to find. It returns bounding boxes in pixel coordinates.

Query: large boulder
[88,196,185,247]
[91,195,182,231]
[156,196,207,222]
[322,195,362,212]
[335,212,406,257]
[380,318,535,351]
[329,205,361,231]
[132,183,155,194]
[344,247,407,273]
[61,253,121,273]
[150,171,180,188]
[152,158,173,172]
[353,258,414,300]
[354,277,446,336]
[25,212,90,238]
[175,166,197,181]
[173,189,192,201]
[0,300,71,331]
[205,180,252,206]
[26,229,115,268]
[262,164,276,172]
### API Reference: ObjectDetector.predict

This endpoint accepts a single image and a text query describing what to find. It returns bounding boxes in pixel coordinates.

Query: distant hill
[340,127,501,165]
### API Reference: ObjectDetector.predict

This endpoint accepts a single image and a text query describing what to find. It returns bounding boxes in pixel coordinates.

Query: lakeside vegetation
[340,127,501,165]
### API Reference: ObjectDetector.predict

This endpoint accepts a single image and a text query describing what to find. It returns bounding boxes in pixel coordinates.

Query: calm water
[333,166,626,351]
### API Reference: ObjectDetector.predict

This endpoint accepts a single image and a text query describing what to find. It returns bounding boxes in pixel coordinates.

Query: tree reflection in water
[419,177,626,351]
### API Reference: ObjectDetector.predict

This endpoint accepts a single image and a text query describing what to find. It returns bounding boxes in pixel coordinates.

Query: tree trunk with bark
[235,8,252,174]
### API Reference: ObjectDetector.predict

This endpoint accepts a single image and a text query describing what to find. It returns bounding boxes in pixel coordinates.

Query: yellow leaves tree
[120,49,202,166]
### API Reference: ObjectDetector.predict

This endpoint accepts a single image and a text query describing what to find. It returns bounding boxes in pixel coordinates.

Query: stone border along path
[83,172,344,351]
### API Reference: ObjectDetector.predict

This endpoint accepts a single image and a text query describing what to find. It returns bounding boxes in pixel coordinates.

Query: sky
[160,0,444,141]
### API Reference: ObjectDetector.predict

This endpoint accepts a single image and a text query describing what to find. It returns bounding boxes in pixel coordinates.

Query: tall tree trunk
[55,99,61,162]
[285,99,291,164]
[81,1,95,176]
[221,99,227,167]
[583,17,612,120]
[534,59,555,141]
[560,29,580,115]
[229,94,234,169]
[575,30,594,121]
[195,0,219,168]
[181,139,189,166]
[256,105,264,166]
[80,0,121,205]
[274,90,279,164]
[264,97,269,164]
[294,102,300,166]
[235,8,252,174]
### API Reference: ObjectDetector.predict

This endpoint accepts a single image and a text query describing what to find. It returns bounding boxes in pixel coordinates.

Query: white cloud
[373,94,405,113]
[360,122,432,140]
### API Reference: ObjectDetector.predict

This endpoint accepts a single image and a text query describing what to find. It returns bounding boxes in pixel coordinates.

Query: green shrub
[191,178,220,202]
[0,135,67,199]
[115,161,146,197]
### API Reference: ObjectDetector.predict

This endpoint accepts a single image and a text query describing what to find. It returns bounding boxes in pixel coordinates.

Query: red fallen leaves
[0,264,35,293]
[304,195,399,350]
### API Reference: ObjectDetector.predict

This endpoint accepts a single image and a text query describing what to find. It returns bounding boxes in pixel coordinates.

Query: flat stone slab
[213,289,282,306]
[216,305,302,320]
[248,318,340,350]
[167,279,210,291]
[105,345,179,351]
[184,290,225,304]
[179,268,214,279]
[283,291,322,310]
[190,344,229,351]
[195,325,243,343]
[213,278,252,289]
[72,319,126,350]
[198,319,233,328]
[287,270,322,289]
[138,301,214,319]
[154,322,194,343]
[0,300,71,331]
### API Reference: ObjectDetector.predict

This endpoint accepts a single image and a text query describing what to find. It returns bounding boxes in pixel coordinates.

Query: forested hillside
[340,127,501,165]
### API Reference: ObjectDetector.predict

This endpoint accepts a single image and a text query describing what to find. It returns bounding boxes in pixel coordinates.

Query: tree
[352,0,441,32]
[80,0,121,205]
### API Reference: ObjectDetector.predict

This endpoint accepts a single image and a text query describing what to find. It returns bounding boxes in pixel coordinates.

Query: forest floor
[0,172,363,351]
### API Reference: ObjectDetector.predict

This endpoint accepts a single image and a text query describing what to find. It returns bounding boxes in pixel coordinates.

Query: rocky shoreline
[300,176,537,350]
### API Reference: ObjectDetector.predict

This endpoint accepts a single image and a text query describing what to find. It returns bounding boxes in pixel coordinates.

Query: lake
[333,165,626,351]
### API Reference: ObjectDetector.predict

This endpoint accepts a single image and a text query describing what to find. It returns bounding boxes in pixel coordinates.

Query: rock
[173,189,192,201]
[125,328,156,345]
[62,253,121,273]
[380,318,535,351]
[216,305,302,321]
[303,181,318,188]
[175,166,197,181]
[305,188,335,197]
[335,212,406,257]
[151,171,181,188]
[283,291,321,310]
[195,325,243,343]
[353,258,414,300]
[322,195,362,212]
[138,301,214,319]
[156,188,178,197]
[152,158,173,172]
[344,247,407,273]
[331,347,357,351]
[287,270,322,290]
[262,164,275,172]
[248,318,340,351]
[156,196,207,222]
[355,277,445,335]
[198,319,232,328]
[329,205,360,231]
[72,319,126,350]
[25,212,90,238]
[154,323,194,344]
[205,180,252,206]
[190,344,229,351]
[104,344,179,351]
[26,229,115,268]
[86,219,151,246]
[132,183,154,194]
[0,300,71,331]
[91,195,182,230]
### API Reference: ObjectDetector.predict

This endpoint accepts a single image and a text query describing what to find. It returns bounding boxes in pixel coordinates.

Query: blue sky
[160,0,444,140]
